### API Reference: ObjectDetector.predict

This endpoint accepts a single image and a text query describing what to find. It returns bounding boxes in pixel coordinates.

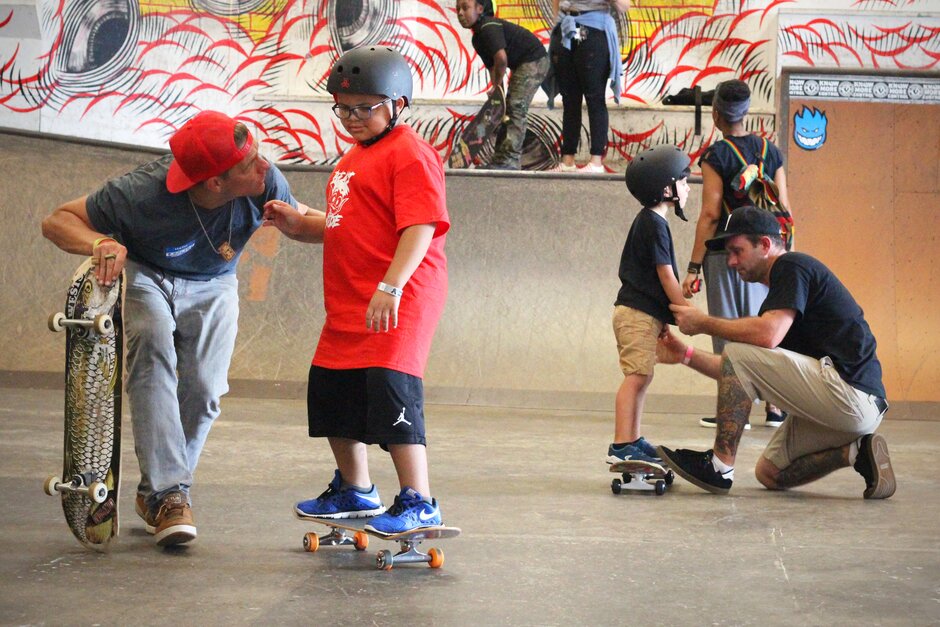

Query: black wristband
[687,262,702,274]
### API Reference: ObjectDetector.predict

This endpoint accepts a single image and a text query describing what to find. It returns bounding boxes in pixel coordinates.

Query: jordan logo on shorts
[392,407,412,427]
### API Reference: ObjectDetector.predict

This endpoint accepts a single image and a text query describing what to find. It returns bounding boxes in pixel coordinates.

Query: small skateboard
[44,257,124,550]
[609,460,674,496]
[295,511,460,570]
[448,85,509,169]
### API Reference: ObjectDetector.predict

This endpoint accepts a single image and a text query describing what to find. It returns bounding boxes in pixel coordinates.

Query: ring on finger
[104,253,117,260]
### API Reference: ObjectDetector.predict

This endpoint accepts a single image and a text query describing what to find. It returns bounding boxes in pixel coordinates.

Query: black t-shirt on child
[615,208,678,325]
[471,16,547,70]
[761,252,885,398]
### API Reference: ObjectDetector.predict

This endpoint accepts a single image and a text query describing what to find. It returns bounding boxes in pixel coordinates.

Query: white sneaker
[578,163,606,174]
[549,162,579,173]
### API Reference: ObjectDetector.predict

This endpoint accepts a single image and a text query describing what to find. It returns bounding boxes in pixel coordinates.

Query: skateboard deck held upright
[295,510,460,570]
[609,460,674,496]
[448,85,509,169]
[44,257,125,550]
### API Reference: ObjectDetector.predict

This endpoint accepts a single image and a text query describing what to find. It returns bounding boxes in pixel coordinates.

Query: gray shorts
[723,343,886,469]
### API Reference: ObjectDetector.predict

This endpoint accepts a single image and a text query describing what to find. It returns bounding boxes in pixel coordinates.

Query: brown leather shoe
[854,433,897,499]
[154,492,197,546]
[135,493,157,535]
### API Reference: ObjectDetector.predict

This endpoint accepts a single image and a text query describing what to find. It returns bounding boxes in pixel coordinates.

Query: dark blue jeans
[550,23,611,156]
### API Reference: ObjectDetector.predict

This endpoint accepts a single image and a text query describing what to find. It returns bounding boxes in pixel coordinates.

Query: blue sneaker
[364,488,441,535]
[607,440,662,465]
[294,470,385,519]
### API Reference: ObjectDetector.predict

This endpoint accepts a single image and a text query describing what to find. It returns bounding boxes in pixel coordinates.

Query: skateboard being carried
[44,257,125,550]
[448,85,509,169]
[295,510,460,570]
[609,460,674,496]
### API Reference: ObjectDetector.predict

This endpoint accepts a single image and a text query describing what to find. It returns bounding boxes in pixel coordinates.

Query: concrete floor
[1,386,938,626]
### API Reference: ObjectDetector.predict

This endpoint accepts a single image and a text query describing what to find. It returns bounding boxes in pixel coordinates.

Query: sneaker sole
[155,524,197,547]
[862,434,896,499]
[699,418,751,430]
[657,446,730,495]
[294,505,386,520]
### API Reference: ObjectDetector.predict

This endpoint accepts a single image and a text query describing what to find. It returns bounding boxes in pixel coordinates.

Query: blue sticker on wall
[793,106,828,151]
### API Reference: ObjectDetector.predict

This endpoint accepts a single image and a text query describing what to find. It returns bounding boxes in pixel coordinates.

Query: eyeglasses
[331,98,392,121]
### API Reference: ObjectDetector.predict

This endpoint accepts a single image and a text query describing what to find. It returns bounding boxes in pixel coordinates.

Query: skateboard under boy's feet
[295,510,460,570]
[609,460,674,496]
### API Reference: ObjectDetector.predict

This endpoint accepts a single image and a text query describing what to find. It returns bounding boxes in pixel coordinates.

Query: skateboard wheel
[303,532,319,552]
[48,312,65,333]
[665,470,674,485]
[376,549,394,571]
[611,478,622,495]
[353,531,369,551]
[88,481,108,503]
[428,547,444,569]
[655,480,666,496]
[93,314,114,336]
[43,475,61,496]
[621,473,632,484]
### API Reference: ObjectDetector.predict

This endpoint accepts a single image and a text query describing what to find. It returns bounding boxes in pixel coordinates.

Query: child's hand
[656,327,686,365]
[366,290,400,332]
[262,199,302,233]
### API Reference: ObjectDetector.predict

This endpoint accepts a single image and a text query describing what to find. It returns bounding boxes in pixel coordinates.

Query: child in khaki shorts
[608,145,693,465]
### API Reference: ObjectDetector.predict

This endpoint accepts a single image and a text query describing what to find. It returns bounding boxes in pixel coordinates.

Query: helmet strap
[670,182,688,221]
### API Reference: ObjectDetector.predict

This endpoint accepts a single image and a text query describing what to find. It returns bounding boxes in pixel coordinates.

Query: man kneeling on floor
[654,206,896,499]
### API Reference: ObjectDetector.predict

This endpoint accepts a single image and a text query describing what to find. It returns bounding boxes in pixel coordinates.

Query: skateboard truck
[43,472,109,504]
[48,312,114,337]
[303,527,369,552]
[376,539,444,571]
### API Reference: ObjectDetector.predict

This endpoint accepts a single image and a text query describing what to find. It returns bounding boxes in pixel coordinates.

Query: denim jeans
[124,261,239,508]
[550,23,611,156]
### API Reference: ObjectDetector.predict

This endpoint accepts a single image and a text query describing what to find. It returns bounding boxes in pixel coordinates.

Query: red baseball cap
[166,111,254,193]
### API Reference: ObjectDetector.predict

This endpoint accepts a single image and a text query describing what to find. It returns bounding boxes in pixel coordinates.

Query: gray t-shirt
[559,0,614,13]
[86,154,296,280]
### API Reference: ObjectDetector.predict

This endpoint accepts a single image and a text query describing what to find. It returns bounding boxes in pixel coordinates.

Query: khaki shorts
[612,306,664,376]
[723,343,886,469]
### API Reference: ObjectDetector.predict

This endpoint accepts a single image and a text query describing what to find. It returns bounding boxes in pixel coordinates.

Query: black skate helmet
[625,145,692,221]
[327,46,413,106]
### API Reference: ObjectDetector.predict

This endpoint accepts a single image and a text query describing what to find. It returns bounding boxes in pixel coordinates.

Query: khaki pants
[724,343,886,469]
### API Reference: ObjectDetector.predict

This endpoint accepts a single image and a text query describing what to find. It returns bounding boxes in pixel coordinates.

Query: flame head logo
[793,106,828,151]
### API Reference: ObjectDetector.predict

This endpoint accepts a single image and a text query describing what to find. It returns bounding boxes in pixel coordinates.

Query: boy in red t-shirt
[263,47,450,534]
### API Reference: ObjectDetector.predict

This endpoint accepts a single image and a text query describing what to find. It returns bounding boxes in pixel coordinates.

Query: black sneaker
[657,446,733,494]
[853,434,896,499]
[699,416,750,430]
[764,410,787,428]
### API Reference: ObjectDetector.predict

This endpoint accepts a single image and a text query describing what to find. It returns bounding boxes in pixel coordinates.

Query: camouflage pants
[491,55,550,169]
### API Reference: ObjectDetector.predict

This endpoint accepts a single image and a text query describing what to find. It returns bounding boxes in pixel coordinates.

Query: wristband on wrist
[93,237,115,250]
[377,282,404,298]
[682,345,695,365]
[687,261,702,274]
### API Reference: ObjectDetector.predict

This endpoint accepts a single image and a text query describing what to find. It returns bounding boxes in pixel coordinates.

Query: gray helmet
[327,46,413,107]
[625,144,691,220]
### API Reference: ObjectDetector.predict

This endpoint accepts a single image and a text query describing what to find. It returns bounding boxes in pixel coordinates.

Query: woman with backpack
[681,78,794,430]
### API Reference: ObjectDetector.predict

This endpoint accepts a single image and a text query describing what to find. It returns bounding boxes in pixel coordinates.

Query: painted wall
[1,1,938,170]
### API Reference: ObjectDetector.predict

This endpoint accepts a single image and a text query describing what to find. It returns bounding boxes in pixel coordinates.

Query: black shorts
[307,365,426,447]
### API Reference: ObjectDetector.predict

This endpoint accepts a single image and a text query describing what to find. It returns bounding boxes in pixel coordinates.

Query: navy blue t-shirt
[699,134,784,232]
[761,252,885,398]
[471,16,546,70]
[86,155,297,280]
[615,208,678,324]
